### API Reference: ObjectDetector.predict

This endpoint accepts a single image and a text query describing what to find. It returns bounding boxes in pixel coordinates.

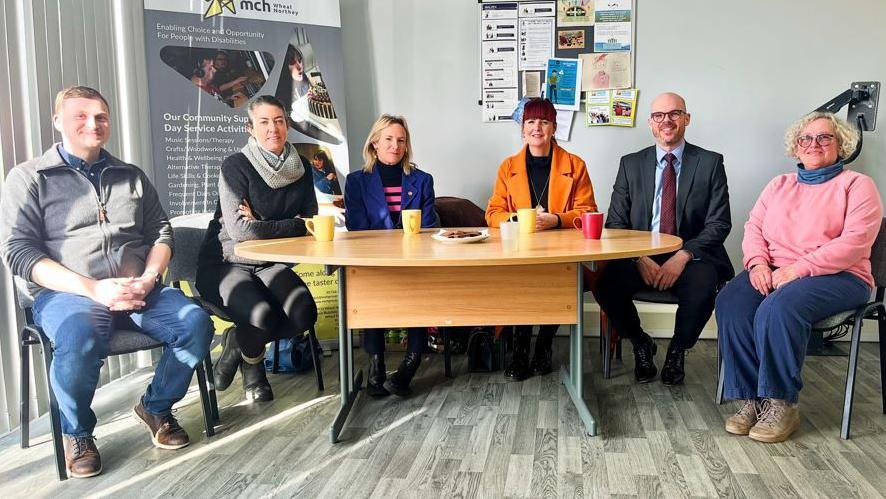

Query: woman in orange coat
[486,97,597,381]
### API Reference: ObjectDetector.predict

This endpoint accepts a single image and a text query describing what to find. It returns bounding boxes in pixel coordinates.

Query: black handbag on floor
[467,327,501,372]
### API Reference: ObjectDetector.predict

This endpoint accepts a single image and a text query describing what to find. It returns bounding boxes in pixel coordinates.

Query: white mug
[500,221,520,241]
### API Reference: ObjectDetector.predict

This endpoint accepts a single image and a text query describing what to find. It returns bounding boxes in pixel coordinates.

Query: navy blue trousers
[363,328,426,355]
[715,270,869,403]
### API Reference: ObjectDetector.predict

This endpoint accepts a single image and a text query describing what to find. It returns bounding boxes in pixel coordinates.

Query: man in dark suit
[595,92,733,385]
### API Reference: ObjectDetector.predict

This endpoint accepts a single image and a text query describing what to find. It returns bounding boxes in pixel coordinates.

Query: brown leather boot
[133,398,190,450]
[63,435,102,478]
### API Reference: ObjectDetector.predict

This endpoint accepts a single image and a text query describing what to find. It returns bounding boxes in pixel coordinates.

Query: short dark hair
[313,150,329,165]
[523,98,556,123]
[246,95,287,126]
[285,44,304,65]
[54,85,109,114]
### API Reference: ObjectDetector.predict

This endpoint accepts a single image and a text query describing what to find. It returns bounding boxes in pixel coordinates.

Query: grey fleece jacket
[0,145,173,298]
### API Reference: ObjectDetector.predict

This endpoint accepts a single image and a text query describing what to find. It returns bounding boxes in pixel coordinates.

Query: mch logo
[203,0,274,19]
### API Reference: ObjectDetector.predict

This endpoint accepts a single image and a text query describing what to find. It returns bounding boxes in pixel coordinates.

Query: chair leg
[272,340,281,374]
[602,311,612,379]
[879,311,886,415]
[442,328,452,378]
[308,327,324,391]
[20,335,30,449]
[194,362,215,437]
[39,340,66,481]
[841,318,865,439]
[716,338,725,405]
[615,336,622,361]
[203,355,219,423]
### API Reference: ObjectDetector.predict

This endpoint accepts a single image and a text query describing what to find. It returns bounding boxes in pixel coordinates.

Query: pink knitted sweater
[742,170,883,288]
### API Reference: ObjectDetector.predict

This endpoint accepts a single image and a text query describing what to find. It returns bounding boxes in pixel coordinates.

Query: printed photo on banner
[274,29,345,145]
[557,29,585,49]
[580,52,631,90]
[544,57,582,111]
[159,47,274,108]
[556,0,594,26]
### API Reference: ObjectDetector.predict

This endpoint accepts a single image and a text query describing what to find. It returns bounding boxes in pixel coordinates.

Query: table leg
[560,262,598,436]
[330,266,363,443]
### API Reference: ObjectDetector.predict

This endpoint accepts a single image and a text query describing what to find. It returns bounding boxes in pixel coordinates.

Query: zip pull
[98,203,107,223]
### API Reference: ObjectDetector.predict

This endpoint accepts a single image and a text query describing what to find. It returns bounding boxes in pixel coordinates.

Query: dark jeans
[715,270,870,403]
[594,255,719,350]
[196,262,318,358]
[363,328,427,356]
[33,286,213,437]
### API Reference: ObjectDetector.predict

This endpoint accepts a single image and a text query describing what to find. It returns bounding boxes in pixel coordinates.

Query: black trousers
[196,262,318,358]
[514,324,558,353]
[593,255,719,350]
[363,328,427,356]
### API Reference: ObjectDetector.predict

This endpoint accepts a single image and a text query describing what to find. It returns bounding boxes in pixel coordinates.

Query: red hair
[523,98,556,123]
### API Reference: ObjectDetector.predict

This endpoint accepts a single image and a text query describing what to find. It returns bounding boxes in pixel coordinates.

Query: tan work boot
[749,398,800,443]
[63,435,102,478]
[724,399,759,435]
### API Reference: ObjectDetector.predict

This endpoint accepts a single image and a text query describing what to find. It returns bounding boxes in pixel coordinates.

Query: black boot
[530,326,555,376]
[384,352,422,397]
[631,333,658,383]
[505,328,532,381]
[213,327,241,391]
[366,354,390,398]
[661,345,686,385]
[240,360,273,402]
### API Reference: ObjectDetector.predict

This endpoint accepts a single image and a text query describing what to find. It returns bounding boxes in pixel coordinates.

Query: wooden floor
[1,339,885,498]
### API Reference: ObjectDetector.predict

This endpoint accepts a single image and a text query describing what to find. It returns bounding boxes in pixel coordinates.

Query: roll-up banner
[143,0,349,347]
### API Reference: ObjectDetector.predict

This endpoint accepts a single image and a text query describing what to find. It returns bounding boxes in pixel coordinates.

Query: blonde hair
[784,111,859,160]
[362,114,415,174]
[54,86,109,114]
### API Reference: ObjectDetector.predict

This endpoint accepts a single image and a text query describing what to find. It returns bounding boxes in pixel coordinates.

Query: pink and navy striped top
[378,162,403,224]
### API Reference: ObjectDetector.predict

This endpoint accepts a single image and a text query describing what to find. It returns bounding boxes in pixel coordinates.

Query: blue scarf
[797,160,844,185]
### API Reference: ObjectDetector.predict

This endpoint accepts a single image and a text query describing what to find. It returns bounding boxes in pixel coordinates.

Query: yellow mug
[304,215,335,242]
[517,208,537,233]
[401,209,422,235]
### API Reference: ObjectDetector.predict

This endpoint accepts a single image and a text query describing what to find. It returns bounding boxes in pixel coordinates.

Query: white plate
[431,229,490,244]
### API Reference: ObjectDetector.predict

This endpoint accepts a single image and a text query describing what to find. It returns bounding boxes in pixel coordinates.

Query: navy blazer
[344,166,439,231]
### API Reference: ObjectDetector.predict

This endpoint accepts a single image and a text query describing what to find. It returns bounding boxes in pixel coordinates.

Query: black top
[377,160,403,225]
[199,152,318,265]
[525,147,552,211]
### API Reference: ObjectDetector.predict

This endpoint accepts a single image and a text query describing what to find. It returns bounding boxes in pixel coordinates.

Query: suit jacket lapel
[401,171,419,209]
[676,143,699,232]
[548,144,573,214]
[642,147,657,228]
[366,168,394,228]
[506,146,532,210]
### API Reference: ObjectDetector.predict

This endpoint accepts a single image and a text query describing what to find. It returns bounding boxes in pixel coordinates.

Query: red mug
[573,212,603,239]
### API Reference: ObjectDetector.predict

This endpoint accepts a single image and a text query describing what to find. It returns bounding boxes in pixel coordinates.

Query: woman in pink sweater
[715,112,882,443]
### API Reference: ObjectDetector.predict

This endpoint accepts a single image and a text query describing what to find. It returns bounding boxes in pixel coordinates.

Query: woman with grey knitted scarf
[197,95,319,403]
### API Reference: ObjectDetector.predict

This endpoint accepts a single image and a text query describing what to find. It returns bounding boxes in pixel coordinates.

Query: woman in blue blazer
[345,114,438,397]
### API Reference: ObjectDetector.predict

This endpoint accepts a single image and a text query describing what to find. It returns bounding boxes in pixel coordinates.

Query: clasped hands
[90,275,156,311]
[636,251,692,290]
[749,264,798,296]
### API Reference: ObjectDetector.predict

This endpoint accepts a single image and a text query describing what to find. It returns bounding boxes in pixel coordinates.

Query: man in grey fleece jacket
[0,86,212,479]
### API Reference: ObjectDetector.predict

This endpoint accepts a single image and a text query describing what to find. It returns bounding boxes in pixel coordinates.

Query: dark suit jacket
[344,167,439,231]
[606,142,734,282]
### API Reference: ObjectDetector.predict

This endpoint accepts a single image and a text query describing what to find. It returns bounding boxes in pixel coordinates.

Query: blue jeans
[33,285,213,437]
[715,270,870,403]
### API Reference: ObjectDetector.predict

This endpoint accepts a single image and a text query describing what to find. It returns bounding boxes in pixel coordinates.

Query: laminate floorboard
[1,339,885,498]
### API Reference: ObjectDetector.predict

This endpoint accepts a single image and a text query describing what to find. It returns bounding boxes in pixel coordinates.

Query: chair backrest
[167,213,214,284]
[870,217,886,289]
[434,196,487,227]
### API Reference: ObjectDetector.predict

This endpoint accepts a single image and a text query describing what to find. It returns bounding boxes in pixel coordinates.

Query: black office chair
[16,278,217,481]
[168,213,324,391]
[715,217,886,439]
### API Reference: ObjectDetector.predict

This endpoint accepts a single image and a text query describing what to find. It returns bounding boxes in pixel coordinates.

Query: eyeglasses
[797,133,835,148]
[650,110,686,123]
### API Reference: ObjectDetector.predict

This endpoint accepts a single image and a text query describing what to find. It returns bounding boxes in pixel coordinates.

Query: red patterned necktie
[660,153,677,235]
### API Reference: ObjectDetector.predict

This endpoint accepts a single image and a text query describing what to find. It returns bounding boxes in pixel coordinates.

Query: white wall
[340,0,886,271]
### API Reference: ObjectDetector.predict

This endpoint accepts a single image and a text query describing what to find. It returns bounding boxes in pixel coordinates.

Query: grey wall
[340,0,886,270]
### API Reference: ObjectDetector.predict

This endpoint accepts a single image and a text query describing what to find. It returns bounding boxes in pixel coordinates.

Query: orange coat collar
[505,143,575,214]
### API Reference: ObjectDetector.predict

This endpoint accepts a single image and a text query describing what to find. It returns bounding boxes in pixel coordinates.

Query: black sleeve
[681,154,732,257]
[605,156,632,229]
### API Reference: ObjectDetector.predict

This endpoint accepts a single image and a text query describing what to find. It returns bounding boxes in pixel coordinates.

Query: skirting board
[578,300,881,343]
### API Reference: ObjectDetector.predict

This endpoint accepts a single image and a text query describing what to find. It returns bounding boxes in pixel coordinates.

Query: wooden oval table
[236,228,682,441]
